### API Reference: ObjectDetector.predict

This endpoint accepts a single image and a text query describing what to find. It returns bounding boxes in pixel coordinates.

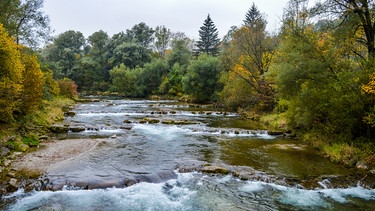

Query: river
[3,97,375,210]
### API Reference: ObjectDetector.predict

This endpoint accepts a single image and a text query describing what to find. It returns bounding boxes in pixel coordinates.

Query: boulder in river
[201,166,231,174]
[48,125,69,133]
[64,111,76,117]
[6,178,18,192]
[69,126,86,132]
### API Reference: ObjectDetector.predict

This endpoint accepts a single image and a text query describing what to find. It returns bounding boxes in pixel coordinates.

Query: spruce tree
[197,14,220,56]
[244,3,263,27]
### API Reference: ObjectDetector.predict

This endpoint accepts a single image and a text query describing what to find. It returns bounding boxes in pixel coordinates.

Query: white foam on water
[7,173,197,211]
[6,173,375,210]
[319,186,375,203]
[242,180,375,209]
[132,124,192,140]
[78,112,145,117]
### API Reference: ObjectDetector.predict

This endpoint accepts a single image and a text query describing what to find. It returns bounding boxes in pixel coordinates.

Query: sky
[43,0,292,40]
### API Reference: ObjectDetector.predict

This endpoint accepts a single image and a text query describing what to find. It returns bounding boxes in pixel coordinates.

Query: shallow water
[3,97,375,210]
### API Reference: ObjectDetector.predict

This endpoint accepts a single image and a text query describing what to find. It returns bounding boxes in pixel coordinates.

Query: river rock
[69,126,86,132]
[48,125,69,133]
[3,160,12,167]
[268,131,284,136]
[201,166,231,174]
[7,178,18,192]
[0,147,10,157]
[65,111,76,117]
[120,126,132,130]
[356,162,368,170]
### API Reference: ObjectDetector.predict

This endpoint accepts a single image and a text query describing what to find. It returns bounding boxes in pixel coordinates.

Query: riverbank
[0,97,76,194]
[257,112,375,173]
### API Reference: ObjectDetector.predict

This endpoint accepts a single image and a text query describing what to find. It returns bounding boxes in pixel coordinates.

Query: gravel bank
[11,139,98,172]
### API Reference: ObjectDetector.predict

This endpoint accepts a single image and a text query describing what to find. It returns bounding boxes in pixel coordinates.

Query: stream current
[3,97,375,210]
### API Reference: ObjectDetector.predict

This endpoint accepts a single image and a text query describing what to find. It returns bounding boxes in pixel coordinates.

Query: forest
[1,0,375,168]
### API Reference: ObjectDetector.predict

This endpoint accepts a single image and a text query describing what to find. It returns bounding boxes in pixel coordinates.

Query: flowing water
[3,97,375,210]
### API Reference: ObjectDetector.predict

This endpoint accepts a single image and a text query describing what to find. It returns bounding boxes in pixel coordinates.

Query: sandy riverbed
[11,139,98,172]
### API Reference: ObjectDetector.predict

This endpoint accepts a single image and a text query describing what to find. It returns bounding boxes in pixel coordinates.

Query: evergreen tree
[244,3,263,27]
[197,14,220,56]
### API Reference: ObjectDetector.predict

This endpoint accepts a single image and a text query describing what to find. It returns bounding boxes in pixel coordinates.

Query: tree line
[2,0,375,160]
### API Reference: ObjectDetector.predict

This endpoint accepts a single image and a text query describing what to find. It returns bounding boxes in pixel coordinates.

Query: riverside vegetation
[1,0,375,194]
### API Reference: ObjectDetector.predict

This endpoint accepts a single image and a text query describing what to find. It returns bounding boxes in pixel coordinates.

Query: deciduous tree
[0,24,23,122]
[154,25,171,58]
[182,54,221,102]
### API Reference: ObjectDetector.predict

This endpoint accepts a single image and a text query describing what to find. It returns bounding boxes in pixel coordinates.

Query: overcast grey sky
[44,0,292,39]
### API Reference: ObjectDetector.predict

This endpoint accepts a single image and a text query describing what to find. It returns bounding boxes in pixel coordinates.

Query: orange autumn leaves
[0,24,44,122]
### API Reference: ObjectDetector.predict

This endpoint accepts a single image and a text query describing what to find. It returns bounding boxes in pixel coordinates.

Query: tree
[197,14,220,56]
[0,0,51,48]
[182,54,221,102]
[45,30,86,79]
[312,0,375,64]
[159,63,184,96]
[108,23,154,69]
[220,3,276,111]
[244,2,263,27]
[271,3,366,142]
[0,24,24,122]
[167,32,193,68]
[110,64,144,97]
[85,30,111,91]
[154,25,171,58]
[19,49,45,114]
[126,22,155,48]
[138,58,170,96]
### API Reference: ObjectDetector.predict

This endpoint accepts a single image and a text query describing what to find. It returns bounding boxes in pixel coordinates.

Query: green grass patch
[22,133,39,147]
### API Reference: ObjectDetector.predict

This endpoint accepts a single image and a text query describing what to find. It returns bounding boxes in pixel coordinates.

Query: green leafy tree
[109,64,141,97]
[85,30,111,91]
[271,3,366,142]
[111,42,149,69]
[45,30,86,80]
[138,58,170,96]
[197,14,220,56]
[126,22,155,48]
[108,23,154,69]
[159,63,184,96]
[182,54,221,102]
[0,0,51,48]
[167,32,193,68]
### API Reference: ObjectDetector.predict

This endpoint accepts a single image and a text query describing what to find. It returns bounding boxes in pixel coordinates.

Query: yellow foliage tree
[19,50,45,114]
[0,24,23,122]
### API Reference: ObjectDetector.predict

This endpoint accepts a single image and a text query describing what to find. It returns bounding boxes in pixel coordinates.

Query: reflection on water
[3,97,375,210]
